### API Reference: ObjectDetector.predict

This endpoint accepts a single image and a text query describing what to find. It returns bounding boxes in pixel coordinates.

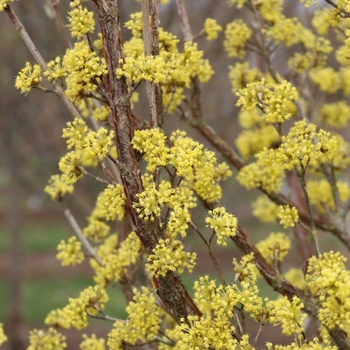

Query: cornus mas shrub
[2,0,350,348]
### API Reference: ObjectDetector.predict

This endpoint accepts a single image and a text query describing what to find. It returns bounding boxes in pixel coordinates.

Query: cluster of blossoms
[236,79,299,124]
[45,118,115,199]
[204,18,222,40]
[45,285,109,331]
[91,232,142,287]
[15,62,42,94]
[27,328,66,350]
[256,232,291,265]
[305,251,350,331]
[237,120,338,193]
[56,236,84,266]
[108,287,160,348]
[117,12,213,111]
[132,129,234,276]
[0,324,7,346]
[235,109,280,159]
[306,179,350,214]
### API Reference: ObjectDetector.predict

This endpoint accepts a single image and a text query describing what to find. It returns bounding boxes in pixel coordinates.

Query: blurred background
[0,1,346,349]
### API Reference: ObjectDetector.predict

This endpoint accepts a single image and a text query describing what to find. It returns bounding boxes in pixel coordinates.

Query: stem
[190,221,227,287]
[296,165,320,257]
[61,204,103,265]
[175,0,193,41]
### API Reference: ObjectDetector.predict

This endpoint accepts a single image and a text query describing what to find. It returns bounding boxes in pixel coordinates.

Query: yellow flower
[204,18,222,40]
[256,232,291,265]
[57,236,84,266]
[224,19,251,58]
[0,0,16,11]
[80,334,105,350]
[236,79,299,123]
[63,286,109,330]
[205,207,237,246]
[44,174,75,200]
[45,309,71,329]
[319,101,350,128]
[96,184,126,221]
[15,62,42,94]
[267,296,306,336]
[277,205,299,228]
[0,324,7,346]
[252,195,279,223]
[84,128,115,160]
[147,238,196,277]
[28,328,66,350]
[67,5,95,39]
[108,287,160,347]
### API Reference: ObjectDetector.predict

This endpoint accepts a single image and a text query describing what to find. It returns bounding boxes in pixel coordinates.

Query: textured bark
[92,0,201,324]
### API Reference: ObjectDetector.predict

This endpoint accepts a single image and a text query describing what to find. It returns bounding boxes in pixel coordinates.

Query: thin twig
[61,204,103,265]
[190,221,227,287]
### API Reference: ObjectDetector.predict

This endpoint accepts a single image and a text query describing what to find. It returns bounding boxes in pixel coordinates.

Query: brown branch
[92,0,201,325]
[141,0,163,127]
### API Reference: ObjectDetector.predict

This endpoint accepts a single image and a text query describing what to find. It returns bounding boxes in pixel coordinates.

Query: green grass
[0,222,71,253]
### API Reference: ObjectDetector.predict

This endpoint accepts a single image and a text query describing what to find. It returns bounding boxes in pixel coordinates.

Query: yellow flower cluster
[306,179,350,214]
[252,195,279,223]
[67,4,95,39]
[108,287,160,348]
[96,184,126,221]
[80,334,105,350]
[15,62,42,94]
[171,314,238,349]
[63,285,109,330]
[229,62,262,93]
[57,236,84,266]
[44,174,75,200]
[267,296,306,336]
[204,18,222,40]
[134,175,173,221]
[0,0,16,11]
[147,238,196,277]
[28,328,66,350]
[45,41,107,102]
[309,67,341,94]
[92,232,141,287]
[256,232,291,265]
[319,101,350,128]
[237,160,285,193]
[236,124,280,160]
[0,324,7,346]
[205,207,238,246]
[305,251,350,331]
[236,79,299,123]
[284,268,306,291]
[92,105,110,122]
[118,13,213,110]
[58,151,83,182]
[84,127,115,160]
[83,218,110,242]
[224,19,251,58]
[45,308,71,329]
[132,129,232,212]
[277,205,298,228]
[62,118,88,150]
[132,128,168,172]
[266,338,336,350]
[259,120,337,171]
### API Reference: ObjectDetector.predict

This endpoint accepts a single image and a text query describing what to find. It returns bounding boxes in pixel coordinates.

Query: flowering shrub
[2,0,350,348]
